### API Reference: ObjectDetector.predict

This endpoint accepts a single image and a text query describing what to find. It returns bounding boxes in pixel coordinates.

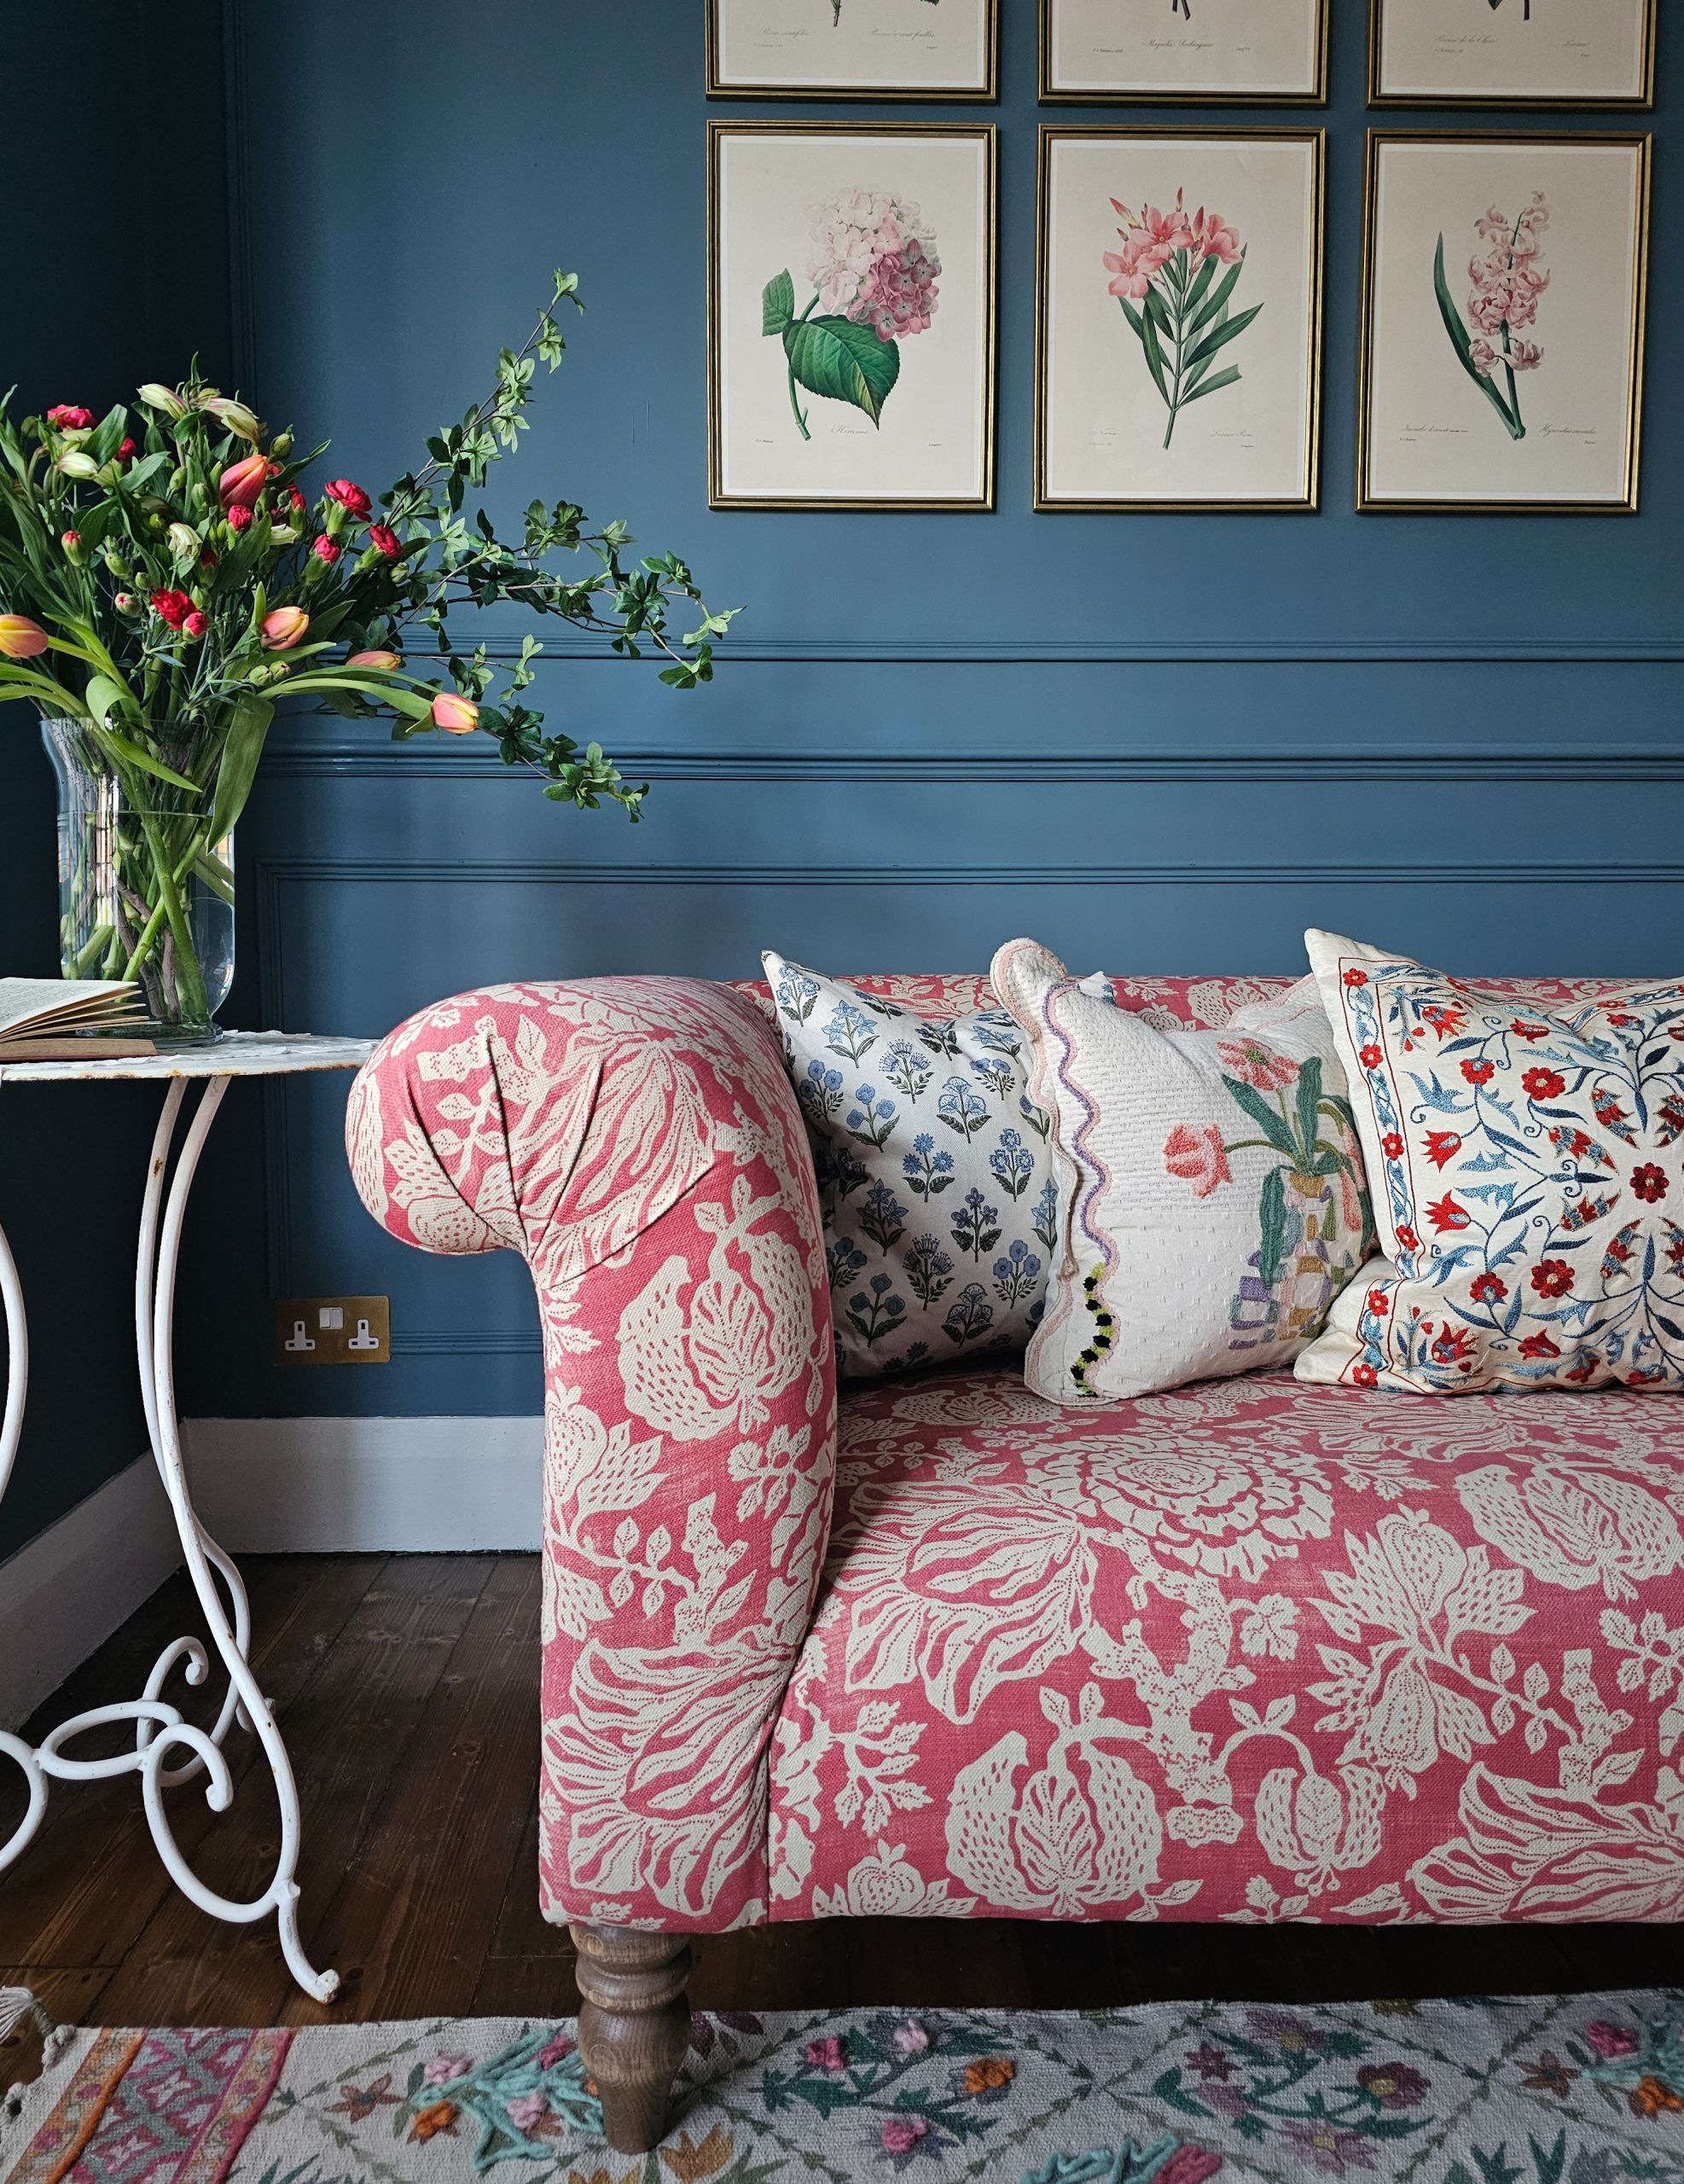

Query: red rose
[368,521,401,558]
[324,478,371,516]
[1343,968,1368,988]
[227,504,253,532]
[1519,1330,1562,1360]
[1470,1270,1507,1304]
[1381,1132,1404,1160]
[1359,1044,1383,1069]
[1523,1067,1565,1101]
[1632,1164,1670,1204]
[149,588,194,628]
[1350,1362,1379,1389]
[1461,1058,1496,1085]
[311,534,342,566]
[46,404,96,430]
[1530,1258,1574,1299]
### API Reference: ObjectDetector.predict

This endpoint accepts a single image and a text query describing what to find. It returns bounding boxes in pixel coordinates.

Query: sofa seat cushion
[768,1367,1684,1924]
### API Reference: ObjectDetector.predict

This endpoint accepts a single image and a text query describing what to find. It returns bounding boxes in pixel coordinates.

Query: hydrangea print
[762,190,941,443]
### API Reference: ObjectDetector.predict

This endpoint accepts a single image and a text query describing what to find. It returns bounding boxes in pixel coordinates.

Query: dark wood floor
[2,1554,1677,2038]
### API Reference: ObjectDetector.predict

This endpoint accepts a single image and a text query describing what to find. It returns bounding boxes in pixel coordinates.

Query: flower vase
[1228,1170,1343,1360]
[43,717,235,1037]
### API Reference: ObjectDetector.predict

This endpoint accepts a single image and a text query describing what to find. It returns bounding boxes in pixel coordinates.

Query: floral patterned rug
[5,1990,1684,2184]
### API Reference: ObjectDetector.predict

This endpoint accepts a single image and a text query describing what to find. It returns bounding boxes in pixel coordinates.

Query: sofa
[347,970,1684,2152]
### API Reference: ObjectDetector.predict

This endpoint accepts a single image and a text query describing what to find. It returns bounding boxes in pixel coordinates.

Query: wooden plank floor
[2,1554,1676,2036]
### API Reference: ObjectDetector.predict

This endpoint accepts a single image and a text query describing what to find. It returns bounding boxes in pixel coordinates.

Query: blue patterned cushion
[764,953,1060,1380]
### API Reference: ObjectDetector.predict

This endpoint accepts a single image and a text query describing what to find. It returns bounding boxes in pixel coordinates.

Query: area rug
[5,1991,1684,2184]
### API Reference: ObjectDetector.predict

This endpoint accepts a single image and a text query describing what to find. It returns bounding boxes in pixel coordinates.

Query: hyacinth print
[1104,189,1259,450]
[1434,192,1548,443]
[763,189,941,443]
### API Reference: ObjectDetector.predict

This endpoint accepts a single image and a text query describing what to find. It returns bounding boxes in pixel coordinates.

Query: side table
[0,1032,374,2002]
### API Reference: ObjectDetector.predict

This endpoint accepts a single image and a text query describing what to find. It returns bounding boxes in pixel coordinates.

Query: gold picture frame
[706,0,999,101]
[1039,0,1329,106]
[1368,0,1657,111]
[708,120,998,514]
[1035,125,1326,514]
[1356,131,1651,515]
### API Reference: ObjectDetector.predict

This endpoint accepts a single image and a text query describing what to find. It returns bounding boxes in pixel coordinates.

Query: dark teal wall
[9,3,1683,1451]
[0,0,234,1556]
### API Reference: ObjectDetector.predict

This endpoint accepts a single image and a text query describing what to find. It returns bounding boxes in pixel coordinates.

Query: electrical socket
[274,1296,391,1366]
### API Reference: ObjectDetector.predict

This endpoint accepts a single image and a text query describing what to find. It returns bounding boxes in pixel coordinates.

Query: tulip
[137,382,188,417]
[431,692,479,734]
[260,604,309,650]
[218,450,269,510]
[183,610,207,639]
[56,449,99,478]
[0,614,49,659]
[226,504,253,533]
[311,534,342,566]
[347,649,402,672]
[46,404,96,431]
[323,478,372,517]
[201,395,263,441]
[367,521,401,558]
[167,520,200,563]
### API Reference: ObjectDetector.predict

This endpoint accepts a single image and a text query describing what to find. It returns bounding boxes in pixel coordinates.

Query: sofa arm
[346,977,838,1931]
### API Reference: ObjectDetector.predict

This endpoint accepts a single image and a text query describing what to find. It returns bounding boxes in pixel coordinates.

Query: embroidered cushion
[764,952,1064,1380]
[990,938,1371,1404]
[1297,931,1684,1394]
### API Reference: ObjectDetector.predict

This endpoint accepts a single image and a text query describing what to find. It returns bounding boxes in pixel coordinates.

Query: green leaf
[1182,249,1220,323]
[1117,296,1147,341]
[1183,301,1263,372]
[209,694,273,841]
[1222,1077,1300,1161]
[1433,234,1524,435]
[762,270,796,337]
[1257,1165,1288,1286]
[84,673,135,728]
[1188,253,1245,338]
[783,316,900,425]
[1181,365,1241,407]
[1139,300,1171,404]
[93,727,200,793]
[1294,1056,1323,1165]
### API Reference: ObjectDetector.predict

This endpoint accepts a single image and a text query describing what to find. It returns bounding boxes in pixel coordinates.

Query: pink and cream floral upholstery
[349,970,1684,1937]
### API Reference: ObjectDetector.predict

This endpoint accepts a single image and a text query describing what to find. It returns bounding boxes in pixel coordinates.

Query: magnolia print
[1435,191,1548,441]
[1105,189,1260,449]
[764,189,942,442]
[830,0,940,17]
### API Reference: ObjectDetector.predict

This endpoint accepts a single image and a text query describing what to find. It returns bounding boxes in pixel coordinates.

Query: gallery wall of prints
[706,0,1655,514]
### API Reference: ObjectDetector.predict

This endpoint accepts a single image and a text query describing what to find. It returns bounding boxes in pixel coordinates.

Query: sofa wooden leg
[570,1920,693,2154]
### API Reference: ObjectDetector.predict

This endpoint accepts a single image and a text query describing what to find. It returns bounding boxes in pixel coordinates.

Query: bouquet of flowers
[0,272,735,1031]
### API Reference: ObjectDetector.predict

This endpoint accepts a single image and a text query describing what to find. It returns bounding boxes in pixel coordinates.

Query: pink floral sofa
[347,971,1684,2152]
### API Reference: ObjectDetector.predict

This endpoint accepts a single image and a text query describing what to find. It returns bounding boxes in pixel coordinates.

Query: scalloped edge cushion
[990,938,1371,1405]
[1296,931,1684,1394]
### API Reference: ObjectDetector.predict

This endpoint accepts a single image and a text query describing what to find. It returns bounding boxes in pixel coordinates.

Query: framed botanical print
[709,122,997,512]
[707,0,997,100]
[1358,133,1651,514]
[1041,0,1328,105]
[1036,127,1325,513]
[1370,0,1656,110]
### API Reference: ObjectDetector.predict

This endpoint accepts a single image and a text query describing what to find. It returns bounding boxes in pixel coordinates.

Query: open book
[0,978,156,1062]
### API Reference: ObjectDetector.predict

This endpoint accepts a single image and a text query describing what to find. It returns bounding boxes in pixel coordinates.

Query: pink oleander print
[1435,192,1549,443]
[763,190,941,443]
[1105,189,1258,449]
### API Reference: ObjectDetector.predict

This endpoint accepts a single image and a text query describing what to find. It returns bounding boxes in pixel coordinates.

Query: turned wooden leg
[570,1920,693,2154]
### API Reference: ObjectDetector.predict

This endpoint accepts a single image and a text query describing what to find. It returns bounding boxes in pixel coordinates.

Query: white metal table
[0,1032,373,2001]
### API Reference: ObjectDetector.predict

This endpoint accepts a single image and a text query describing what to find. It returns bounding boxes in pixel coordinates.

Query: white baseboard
[0,1455,183,1729]
[183,1415,543,1554]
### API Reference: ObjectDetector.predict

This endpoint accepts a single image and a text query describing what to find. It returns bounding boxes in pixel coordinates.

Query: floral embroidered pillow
[764,952,1061,1380]
[1298,932,1684,1395]
[991,940,1371,1405]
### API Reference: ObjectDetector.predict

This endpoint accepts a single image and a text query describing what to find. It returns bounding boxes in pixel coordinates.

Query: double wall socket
[274,1296,391,1365]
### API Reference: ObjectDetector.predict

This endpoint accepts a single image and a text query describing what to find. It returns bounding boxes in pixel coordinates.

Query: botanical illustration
[763,190,942,442]
[1435,192,1549,440]
[830,0,940,19]
[1105,189,1260,448]
[1489,0,1533,15]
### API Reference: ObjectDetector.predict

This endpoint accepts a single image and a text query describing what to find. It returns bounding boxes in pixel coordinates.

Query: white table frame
[0,1033,372,2003]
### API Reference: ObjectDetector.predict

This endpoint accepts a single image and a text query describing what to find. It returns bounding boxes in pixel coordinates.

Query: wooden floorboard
[3,1553,1678,2030]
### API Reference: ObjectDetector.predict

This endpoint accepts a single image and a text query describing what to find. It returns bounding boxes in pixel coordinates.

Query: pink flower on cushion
[1164,1123,1231,1199]
[1218,1038,1299,1094]
[805,2036,847,2073]
[881,2117,929,2154]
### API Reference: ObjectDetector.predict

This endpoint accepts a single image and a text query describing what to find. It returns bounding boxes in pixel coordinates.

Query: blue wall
[9,2,1683,1459]
[0,0,233,1557]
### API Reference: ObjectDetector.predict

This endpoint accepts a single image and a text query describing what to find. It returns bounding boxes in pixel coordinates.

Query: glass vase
[43,717,235,1038]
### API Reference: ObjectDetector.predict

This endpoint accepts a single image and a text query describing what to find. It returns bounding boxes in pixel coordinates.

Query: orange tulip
[431,692,479,734]
[260,605,309,650]
[347,649,402,672]
[218,450,270,511]
[0,614,49,659]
